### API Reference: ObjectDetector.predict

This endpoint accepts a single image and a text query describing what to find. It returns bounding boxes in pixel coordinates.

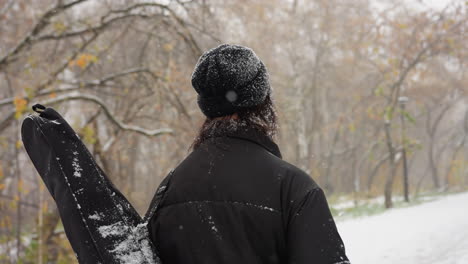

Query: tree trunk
[428,140,440,189]
[384,160,398,208]
[384,121,396,208]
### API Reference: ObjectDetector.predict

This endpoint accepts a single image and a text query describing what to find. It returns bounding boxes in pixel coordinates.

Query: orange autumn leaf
[69,53,98,69]
[16,140,22,149]
[13,96,28,119]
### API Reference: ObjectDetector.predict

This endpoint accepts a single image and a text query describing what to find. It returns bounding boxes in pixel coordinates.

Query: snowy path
[337,191,468,264]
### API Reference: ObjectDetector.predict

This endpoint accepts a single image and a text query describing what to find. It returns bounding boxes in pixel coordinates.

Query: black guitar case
[21,104,169,264]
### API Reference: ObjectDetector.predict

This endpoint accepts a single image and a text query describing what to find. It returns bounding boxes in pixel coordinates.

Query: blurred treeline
[0,0,467,262]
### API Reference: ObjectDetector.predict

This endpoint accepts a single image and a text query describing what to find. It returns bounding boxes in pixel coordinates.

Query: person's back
[148,44,350,264]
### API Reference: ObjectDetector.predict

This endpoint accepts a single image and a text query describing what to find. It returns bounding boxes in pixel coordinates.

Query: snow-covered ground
[337,191,468,264]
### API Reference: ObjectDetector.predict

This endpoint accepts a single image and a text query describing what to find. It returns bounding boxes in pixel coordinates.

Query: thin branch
[61,67,163,87]
[33,0,202,59]
[0,36,135,107]
[34,93,173,137]
[0,0,89,69]
[34,13,156,42]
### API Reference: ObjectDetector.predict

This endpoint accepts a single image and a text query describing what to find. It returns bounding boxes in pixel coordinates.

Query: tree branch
[31,93,174,137]
[0,0,89,70]
[0,68,163,108]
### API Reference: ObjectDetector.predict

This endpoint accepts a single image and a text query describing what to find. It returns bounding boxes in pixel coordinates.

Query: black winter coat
[148,127,350,264]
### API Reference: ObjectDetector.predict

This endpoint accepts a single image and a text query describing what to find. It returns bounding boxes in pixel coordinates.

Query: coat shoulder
[277,159,320,191]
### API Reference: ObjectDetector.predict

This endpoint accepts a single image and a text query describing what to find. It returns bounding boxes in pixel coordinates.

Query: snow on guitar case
[21,104,161,264]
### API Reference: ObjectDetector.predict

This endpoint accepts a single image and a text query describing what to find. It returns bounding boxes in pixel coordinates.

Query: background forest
[1,0,467,263]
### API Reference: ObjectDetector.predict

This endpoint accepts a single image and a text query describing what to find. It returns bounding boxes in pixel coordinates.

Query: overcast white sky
[415,0,456,10]
[372,0,457,12]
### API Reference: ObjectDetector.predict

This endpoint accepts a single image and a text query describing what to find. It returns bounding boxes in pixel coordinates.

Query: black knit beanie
[191,44,271,118]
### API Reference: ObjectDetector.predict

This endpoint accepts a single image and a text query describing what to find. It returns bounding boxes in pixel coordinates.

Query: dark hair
[190,94,278,150]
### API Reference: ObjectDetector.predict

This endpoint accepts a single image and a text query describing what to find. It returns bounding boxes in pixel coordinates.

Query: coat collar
[211,126,282,159]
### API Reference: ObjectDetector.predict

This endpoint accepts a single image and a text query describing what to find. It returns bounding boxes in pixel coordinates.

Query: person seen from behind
[148,43,350,264]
